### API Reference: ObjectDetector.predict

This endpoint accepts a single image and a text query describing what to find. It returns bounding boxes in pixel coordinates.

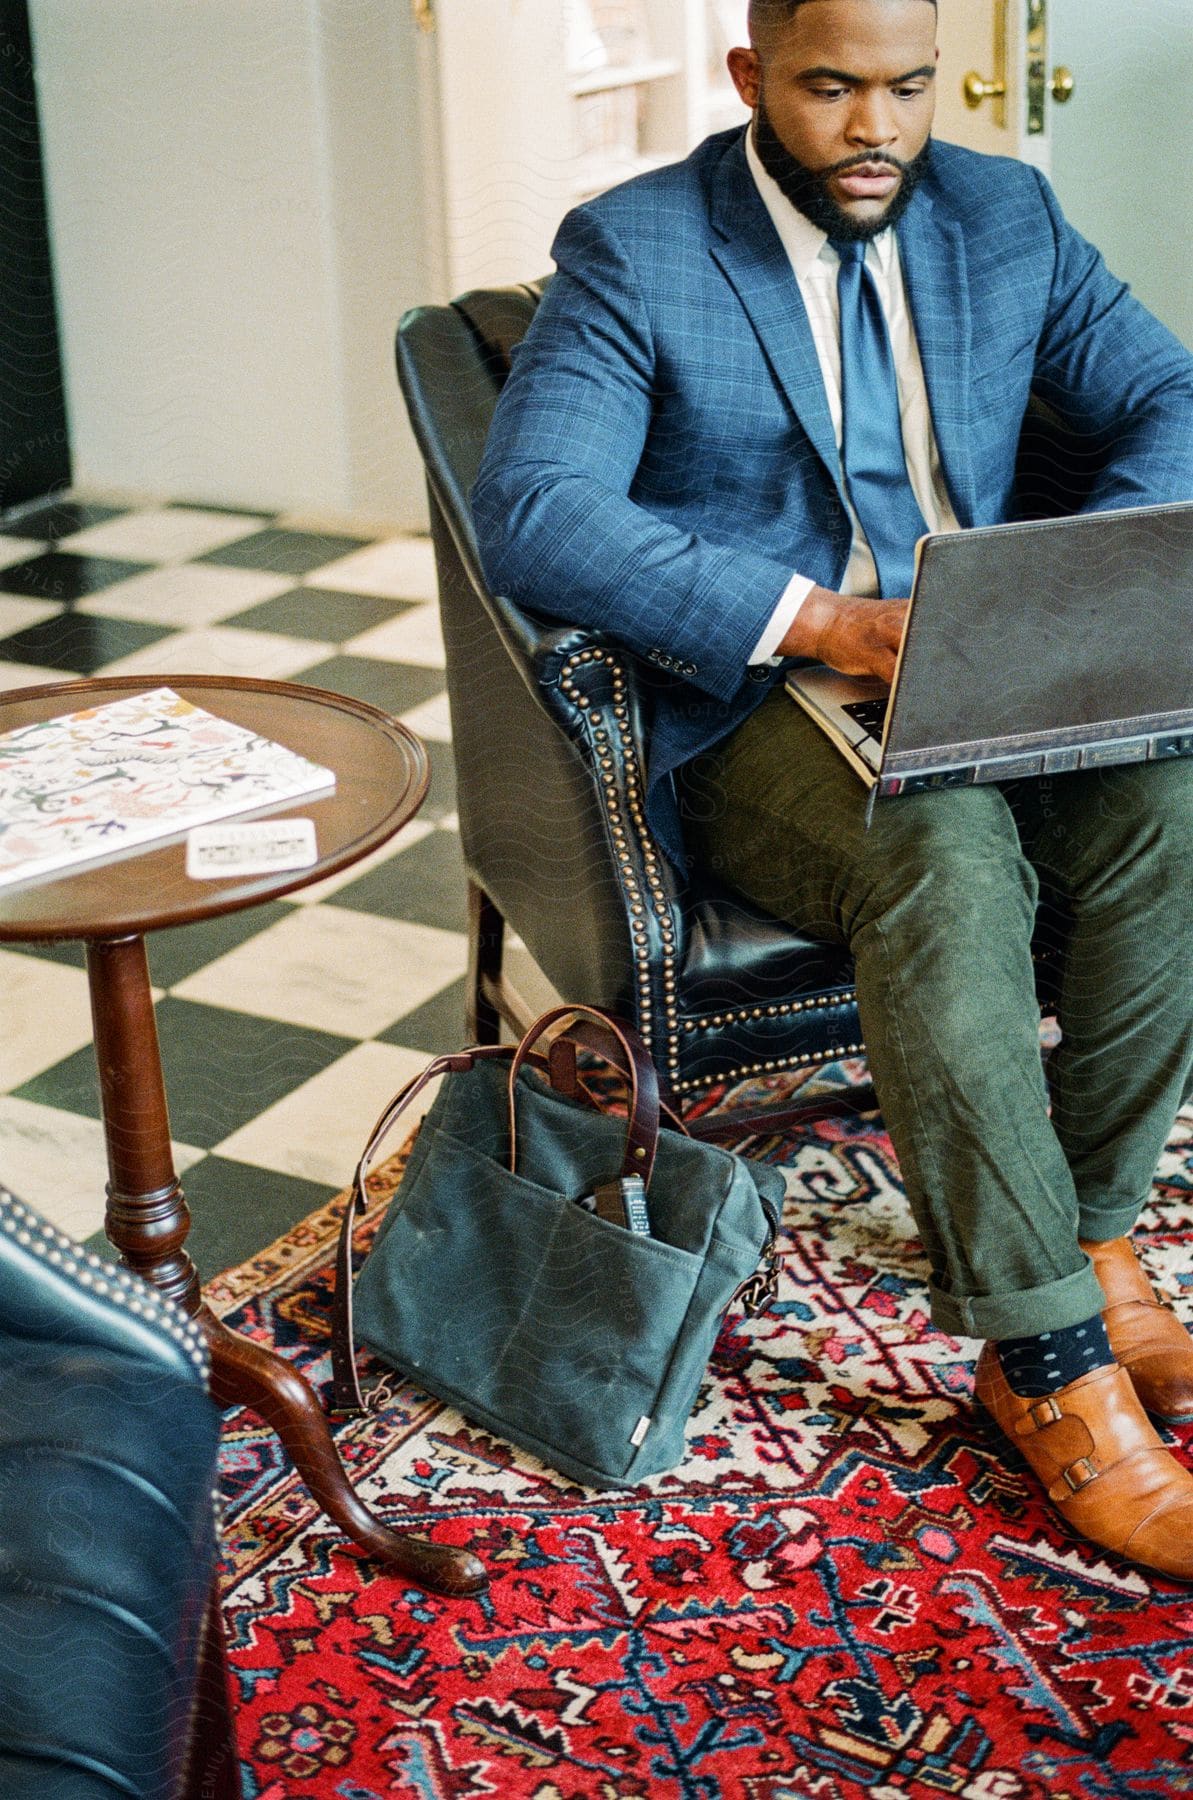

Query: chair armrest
[426,491,690,1078]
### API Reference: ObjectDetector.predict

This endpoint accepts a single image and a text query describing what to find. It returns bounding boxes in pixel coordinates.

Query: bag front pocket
[354,1127,704,1484]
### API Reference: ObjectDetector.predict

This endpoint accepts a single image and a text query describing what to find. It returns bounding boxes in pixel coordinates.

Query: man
[472,0,1193,1577]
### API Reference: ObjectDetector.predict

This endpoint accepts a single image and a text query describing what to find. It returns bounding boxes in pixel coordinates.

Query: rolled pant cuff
[929,1259,1108,1342]
[1075,1196,1149,1244]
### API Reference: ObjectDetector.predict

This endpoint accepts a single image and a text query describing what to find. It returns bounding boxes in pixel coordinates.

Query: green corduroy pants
[680,689,1193,1340]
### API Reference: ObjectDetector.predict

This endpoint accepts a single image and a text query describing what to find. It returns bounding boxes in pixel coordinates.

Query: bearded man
[472,0,1193,1578]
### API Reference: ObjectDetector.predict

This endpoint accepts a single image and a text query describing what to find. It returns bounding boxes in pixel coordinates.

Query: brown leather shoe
[975,1344,1193,1581]
[1080,1235,1193,1424]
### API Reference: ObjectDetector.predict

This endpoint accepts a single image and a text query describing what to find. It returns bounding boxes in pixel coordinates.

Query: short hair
[748,0,936,50]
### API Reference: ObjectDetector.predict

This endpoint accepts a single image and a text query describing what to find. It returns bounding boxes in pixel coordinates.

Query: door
[931,0,1191,348]
[1050,0,1192,347]
[0,0,70,509]
[933,0,1051,166]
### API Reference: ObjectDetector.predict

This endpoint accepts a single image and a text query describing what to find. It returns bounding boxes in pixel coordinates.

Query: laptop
[785,502,1193,799]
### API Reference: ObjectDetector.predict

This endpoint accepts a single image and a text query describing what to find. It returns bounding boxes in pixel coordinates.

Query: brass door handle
[1051,65,1076,102]
[963,70,1007,110]
[963,0,1008,127]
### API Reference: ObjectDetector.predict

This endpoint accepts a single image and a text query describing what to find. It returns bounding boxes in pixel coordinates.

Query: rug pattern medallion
[209,1087,1193,1799]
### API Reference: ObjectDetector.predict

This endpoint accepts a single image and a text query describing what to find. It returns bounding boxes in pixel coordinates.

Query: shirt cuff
[747,572,816,665]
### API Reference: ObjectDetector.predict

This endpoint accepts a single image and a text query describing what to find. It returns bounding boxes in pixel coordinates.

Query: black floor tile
[3,937,87,971]
[377,977,468,1054]
[0,610,172,674]
[0,500,127,541]
[293,654,446,717]
[83,1156,339,1284]
[328,826,466,933]
[143,899,294,990]
[148,1000,356,1148]
[198,528,374,577]
[12,1043,103,1121]
[168,500,276,519]
[224,586,414,642]
[14,1001,355,1147]
[0,551,151,601]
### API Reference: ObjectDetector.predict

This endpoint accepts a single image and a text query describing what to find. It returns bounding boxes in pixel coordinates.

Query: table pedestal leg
[86,936,486,1598]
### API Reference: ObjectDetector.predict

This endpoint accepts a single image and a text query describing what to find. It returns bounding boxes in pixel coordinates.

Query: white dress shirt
[744,128,962,662]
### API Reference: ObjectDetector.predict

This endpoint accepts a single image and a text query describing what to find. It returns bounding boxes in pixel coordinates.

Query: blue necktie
[831,238,929,598]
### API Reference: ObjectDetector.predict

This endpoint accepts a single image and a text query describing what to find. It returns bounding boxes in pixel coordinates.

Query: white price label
[186,818,318,879]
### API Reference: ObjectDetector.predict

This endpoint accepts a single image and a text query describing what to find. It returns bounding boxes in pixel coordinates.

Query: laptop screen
[887,504,1193,756]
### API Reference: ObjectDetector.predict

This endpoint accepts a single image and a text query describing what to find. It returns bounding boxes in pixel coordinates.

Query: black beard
[752,97,931,241]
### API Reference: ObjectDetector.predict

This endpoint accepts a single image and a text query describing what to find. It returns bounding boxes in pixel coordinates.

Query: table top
[0,676,428,942]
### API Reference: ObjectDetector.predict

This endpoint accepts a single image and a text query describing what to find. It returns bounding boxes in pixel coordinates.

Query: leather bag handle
[506,1004,661,1189]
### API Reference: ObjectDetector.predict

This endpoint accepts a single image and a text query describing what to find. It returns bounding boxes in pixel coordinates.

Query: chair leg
[466,880,505,1045]
[180,1577,241,1799]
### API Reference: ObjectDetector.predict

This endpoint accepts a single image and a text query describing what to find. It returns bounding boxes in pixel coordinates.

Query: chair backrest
[397,279,549,585]
[396,278,657,1011]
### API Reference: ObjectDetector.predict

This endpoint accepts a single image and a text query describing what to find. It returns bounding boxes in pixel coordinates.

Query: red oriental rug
[207,1075,1193,1800]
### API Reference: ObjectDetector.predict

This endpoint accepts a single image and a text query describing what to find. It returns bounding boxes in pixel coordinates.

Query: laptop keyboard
[842,697,889,738]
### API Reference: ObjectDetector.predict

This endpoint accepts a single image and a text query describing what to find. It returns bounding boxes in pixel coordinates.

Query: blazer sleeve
[1029,169,1193,511]
[470,207,799,705]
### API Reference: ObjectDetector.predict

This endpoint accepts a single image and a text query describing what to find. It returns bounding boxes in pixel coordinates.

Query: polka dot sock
[997,1315,1114,1398]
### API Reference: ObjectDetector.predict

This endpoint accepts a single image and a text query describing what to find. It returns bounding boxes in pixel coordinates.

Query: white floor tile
[98,625,328,682]
[0,950,96,1088]
[75,563,293,629]
[172,904,468,1036]
[0,660,83,693]
[0,538,47,572]
[309,537,437,603]
[282,817,436,905]
[58,507,270,564]
[214,1041,437,1188]
[344,601,445,668]
[0,1096,204,1242]
[398,689,453,743]
[0,596,63,637]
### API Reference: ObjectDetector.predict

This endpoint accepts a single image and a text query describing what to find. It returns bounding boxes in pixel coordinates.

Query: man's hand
[778,586,909,685]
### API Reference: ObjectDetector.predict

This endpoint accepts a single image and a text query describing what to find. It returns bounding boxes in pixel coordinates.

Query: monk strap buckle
[1026,1395,1064,1430]
[1062,1455,1099,1493]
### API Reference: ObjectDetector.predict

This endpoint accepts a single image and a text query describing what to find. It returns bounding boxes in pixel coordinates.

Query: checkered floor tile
[0,492,476,1277]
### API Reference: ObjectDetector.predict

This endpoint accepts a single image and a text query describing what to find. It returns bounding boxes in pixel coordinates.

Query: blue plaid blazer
[473,130,1193,865]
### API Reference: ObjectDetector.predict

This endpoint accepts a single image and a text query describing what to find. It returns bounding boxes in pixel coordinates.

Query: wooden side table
[0,675,484,1597]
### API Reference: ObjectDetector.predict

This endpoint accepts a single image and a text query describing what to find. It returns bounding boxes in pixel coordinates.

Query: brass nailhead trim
[562,647,680,1070]
[0,1188,209,1377]
[673,1041,865,1094]
[687,989,858,1032]
[561,652,869,1088]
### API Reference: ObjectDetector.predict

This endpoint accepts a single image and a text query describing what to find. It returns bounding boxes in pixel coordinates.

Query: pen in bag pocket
[575,1174,650,1235]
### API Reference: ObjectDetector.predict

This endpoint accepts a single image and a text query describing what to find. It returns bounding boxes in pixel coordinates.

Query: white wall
[29,0,440,525]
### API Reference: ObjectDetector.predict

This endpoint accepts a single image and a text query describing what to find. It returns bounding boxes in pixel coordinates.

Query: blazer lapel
[896,190,977,527]
[707,137,846,507]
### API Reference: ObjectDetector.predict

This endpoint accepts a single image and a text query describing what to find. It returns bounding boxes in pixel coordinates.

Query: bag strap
[331,1006,662,1415]
[331,1045,516,1414]
[506,1004,661,1187]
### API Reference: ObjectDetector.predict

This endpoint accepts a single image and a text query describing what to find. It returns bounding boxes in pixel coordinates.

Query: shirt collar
[744,123,896,280]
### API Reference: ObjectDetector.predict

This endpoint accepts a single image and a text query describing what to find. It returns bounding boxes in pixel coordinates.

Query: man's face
[729,0,938,237]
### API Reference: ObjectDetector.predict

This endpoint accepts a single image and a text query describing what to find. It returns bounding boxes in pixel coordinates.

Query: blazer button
[747,665,772,684]
[681,660,697,677]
